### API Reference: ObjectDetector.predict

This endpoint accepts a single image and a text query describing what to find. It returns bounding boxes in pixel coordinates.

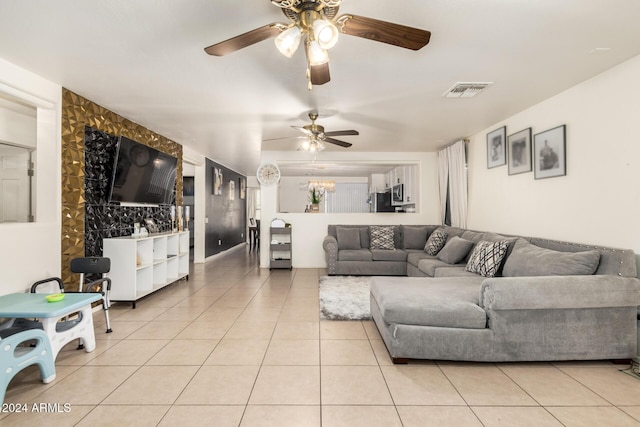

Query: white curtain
[438,140,467,228]
[437,148,449,224]
[325,183,369,213]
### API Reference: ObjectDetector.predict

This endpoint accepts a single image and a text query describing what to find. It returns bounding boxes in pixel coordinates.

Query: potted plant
[308,185,324,212]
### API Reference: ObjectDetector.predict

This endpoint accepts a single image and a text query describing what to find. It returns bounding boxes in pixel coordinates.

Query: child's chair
[0,327,56,404]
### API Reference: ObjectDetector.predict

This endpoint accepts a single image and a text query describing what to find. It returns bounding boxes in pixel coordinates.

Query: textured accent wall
[84,127,175,257]
[61,89,183,286]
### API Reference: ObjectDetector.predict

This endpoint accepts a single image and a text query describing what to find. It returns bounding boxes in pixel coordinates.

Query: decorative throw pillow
[502,238,601,277]
[370,225,395,250]
[424,229,448,255]
[466,240,510,277]
[436,236,474,264]
[336,227,361,250]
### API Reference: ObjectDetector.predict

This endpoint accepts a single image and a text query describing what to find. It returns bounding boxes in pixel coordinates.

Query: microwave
[392,184,403,204]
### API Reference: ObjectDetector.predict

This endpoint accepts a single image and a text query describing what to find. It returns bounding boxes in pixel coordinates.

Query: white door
[0,145,32,222]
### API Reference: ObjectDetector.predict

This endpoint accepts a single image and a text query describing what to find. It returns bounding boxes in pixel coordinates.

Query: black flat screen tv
[109,136,177,205]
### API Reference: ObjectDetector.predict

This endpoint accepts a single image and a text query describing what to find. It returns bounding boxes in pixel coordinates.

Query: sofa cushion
[461,230,513,244]
[370,277,487,329]
[418,258,455,277]
[407,252,435,268]
[433,266,481,278]
[336,226,361,250]
[424,228,448,255]
[338,249,373,262]
[502,238,601,277]
[359,227,371,249]
[436,237,474,264]
[370,225,395,250]
[371,249,408,262]
[402,225,429,250]
[466,240,510,278]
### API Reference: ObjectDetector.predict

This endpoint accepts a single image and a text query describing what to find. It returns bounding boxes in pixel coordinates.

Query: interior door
[0,144,32,222]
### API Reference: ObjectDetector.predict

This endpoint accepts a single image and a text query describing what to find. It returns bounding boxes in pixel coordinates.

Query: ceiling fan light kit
[305,39,329,66]
[274,26,302,58]
[301,137,325,152]
[204,0,431,87]
[312,19,339,49]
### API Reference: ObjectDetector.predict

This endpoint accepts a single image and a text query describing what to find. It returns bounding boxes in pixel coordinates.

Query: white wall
[0,58,62,294]
[258,151,440,268]
[182,145,207,263]
[467,54,640,257]
[0,104,36,147]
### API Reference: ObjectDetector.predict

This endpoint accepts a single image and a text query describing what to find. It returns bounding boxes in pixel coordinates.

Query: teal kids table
[0,292,101,360]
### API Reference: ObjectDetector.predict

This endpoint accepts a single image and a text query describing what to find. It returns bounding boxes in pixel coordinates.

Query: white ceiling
[1,0,639,177]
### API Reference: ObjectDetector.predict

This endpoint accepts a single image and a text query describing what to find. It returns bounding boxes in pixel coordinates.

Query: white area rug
[319,276,372,320]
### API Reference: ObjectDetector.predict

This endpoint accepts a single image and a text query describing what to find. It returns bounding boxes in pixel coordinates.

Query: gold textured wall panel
[61,88,183,286]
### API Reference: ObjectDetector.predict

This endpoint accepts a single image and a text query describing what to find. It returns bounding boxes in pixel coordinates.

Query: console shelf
[104,231,189,308]
[270,226,292,270]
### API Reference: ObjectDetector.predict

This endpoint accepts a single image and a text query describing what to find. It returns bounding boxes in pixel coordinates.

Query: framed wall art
[239,177,246,200]
[507,127,532,175]
[534,125,566,179]
[213,167,223,195]
[229,179,235,201]
[487,126,506,168]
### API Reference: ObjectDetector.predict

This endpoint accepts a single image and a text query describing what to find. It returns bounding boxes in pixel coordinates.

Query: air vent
[443,82,493,98]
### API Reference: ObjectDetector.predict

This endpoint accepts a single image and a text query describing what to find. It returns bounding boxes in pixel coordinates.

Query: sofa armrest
[480,276,640,311]
[323,235,338,275]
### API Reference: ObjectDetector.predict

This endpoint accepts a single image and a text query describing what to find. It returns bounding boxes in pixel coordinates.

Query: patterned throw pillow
[466,240,510,278]
[424,229,448,255]
[370,226,395,250]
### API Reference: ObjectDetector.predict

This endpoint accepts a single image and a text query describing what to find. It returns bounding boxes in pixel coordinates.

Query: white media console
[103,231,189,308]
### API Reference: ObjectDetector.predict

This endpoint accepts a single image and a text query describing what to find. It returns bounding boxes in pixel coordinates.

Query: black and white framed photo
[213,167,223,195]
[239,177,246,200]
[534,125,566,179]
[507,128,532,175]
[487,126,506,168]
[229,179,235,201]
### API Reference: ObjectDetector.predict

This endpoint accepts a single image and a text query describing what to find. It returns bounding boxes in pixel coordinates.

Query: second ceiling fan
[204,0,431,87]
[267,112,358,152]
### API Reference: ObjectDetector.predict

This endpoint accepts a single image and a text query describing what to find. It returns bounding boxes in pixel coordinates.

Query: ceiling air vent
[443,82,493,98]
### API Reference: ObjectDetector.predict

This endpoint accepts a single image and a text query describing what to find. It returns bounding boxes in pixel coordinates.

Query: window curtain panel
[325,183,369,213]
[438,140,468,228]
[437,148,449,224]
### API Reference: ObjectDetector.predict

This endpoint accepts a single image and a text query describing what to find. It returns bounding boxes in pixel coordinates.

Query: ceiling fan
[204,0,431,87]
[267,112,358,151]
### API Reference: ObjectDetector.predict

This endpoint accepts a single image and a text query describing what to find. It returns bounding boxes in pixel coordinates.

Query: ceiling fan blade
[310,63,331,85]
[204,24,282,56]
[292,126,313,136]
[325,130,359,137]
[324,137,352,148]
[337,14,431,51]
[263,135,306,142]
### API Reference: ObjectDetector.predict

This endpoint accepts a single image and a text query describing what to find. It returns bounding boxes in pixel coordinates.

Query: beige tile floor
[3,247,640,426]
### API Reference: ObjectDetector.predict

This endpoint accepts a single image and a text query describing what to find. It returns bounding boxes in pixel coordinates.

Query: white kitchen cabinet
[403,164,418,205]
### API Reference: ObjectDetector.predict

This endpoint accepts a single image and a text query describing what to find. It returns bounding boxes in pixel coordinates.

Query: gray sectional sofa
[322,224,640,363]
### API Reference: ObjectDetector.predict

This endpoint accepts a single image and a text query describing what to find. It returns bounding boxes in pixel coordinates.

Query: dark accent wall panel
[205,158,247,257]
[84,126,174,257]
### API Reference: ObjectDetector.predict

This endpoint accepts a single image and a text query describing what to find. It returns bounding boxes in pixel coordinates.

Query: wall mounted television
[109,136,177,205]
